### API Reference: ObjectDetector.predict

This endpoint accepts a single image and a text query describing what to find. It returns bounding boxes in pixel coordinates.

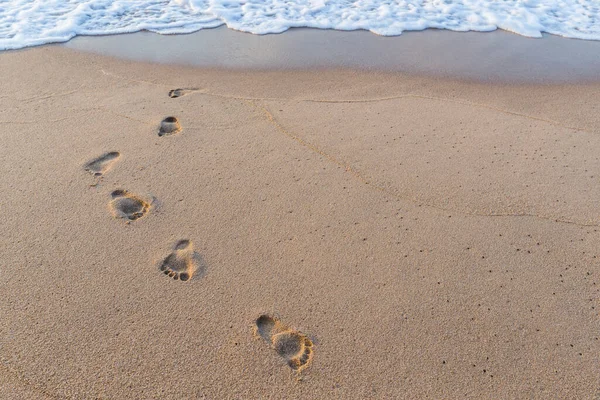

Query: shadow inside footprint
[168,88,199,98]
[109,189,150,221]
[84,151,120,176]
[168,89,184,98]
[255,315,314,371]
[158,116,182,136]
[158,240,205,281]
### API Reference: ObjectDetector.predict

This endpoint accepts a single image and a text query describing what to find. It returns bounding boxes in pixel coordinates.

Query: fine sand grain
[0,46,599,399]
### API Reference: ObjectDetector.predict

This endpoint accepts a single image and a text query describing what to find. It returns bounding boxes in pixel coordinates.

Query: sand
[0,44,599,399]
[63,27,600,84]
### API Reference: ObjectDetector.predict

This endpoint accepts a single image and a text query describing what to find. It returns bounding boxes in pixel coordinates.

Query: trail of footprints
[80,89,314,372]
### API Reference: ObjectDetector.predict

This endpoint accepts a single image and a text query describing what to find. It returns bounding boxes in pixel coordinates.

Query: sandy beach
[1,43,599,398]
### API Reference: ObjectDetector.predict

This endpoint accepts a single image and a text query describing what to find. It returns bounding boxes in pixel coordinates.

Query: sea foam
[1,0,599,50]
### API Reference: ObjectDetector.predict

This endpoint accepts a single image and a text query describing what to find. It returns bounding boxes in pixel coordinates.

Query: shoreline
[56,26,600,84]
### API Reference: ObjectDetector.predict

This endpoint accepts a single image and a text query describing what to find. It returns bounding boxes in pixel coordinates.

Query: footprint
[84,151,120,176]
[158,116,182,137]
[255,315,314,371]
[168,88,199,98]
[158,240,204,281]
[109,189,150,221]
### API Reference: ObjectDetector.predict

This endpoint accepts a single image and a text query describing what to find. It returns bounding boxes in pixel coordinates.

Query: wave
[1,0,599,50]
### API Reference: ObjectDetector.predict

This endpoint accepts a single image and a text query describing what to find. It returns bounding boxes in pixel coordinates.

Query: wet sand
[63,27,600,83]
[0,43,599,398]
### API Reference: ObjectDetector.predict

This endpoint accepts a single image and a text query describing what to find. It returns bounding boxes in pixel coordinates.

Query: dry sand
[0,45,599,399]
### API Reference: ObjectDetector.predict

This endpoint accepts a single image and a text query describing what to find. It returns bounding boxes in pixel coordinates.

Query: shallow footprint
[109,189,150,221]
[168,88,199,98]
[84,151,120,176]
[158,116,182,137]
[158,240,203,281]
[255,315,314,371]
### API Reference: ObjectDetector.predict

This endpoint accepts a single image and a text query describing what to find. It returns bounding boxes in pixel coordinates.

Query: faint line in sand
[92,106,155,126]
[245,99,367,182]
[248,100,598,228]
[303,94,588,133]
[98,68,592,134]
[231,92,589,134]
[0,86,87,105]
[100,69,176,89]
[19,86,85,104]
[0,118,70,125]
[0,107,152,126]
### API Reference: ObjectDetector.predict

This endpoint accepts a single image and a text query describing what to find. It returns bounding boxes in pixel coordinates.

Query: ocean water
[1,0,599,50]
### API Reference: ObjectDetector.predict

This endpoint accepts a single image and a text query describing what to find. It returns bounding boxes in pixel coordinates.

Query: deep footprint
[168,88,199,98]
[158,116,182,137]
[109,190,150,221]
[158,240,202,281]
[84,151,120,176]
[255,315,314,371]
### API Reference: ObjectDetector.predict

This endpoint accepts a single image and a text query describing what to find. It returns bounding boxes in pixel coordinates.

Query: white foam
[1,0,599,50]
